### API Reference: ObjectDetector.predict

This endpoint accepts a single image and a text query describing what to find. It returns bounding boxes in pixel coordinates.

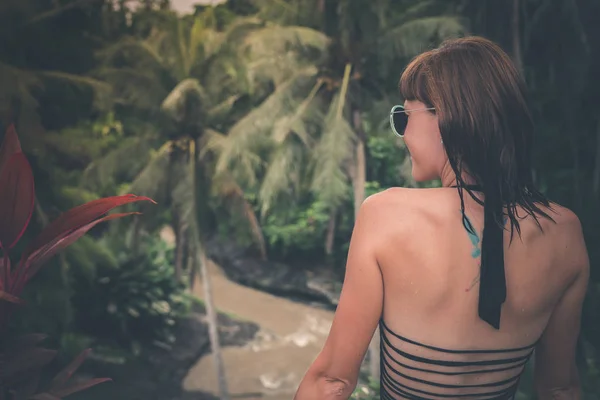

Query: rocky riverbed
[72,301,260,400]
[206,238,342,310]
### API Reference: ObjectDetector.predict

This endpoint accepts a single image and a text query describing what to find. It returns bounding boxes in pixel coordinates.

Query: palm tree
[215,0,467,381]
[82,9,275,399]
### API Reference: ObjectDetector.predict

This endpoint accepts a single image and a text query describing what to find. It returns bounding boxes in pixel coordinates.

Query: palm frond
[214,67,319,184]
[378,16,466,60]
[272,77,323,146]
[400,0,455,20]
[82,137,154,190]
[200,128,227,158]
[311,65,356,209]
[65,236,119,282]
[241,24,328,85]
[124,141,173,204]
[0,61,43,142]
[243,25,329,55]
[94,67,168,109]
[98,36,166,72]
[59,186,100,207]
[213,173,268,260]
[253,0,321,26]
[171,158,194,222]
[26,0,102,24]
[258,141,304,216]
[218,16,264,44]
[202,49,253,98]
[161,78,207,124]
[38,70,113,110]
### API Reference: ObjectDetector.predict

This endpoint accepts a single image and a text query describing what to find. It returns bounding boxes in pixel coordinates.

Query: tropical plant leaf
[2,348,57,379]
[29,393,60,400]
[271,78,323,146]
[243,25,330,56]
[10,369,41,400]
[94,67,168,110]
[214,67,319,183]
[311,65,356,209]
[0,152,34,251]
[215,174,267,259]
[49,348,91,389]
[125,142,173,204]
[170,159,193,223]
[0,124,22,171]
[50,377,111,398]
[161,78,207,124]
[82,137,154,190]
[1,334,48,355]
[258,143,304,216]
[0,290,24,305]
[37,71,112,111]
[0,62,44,142]
[378,16,466,61]
[24,195,154,260]
[23,212,142,284]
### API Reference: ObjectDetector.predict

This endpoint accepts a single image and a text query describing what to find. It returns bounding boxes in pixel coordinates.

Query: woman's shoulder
[363,186,450,206]
[525,201,582,241]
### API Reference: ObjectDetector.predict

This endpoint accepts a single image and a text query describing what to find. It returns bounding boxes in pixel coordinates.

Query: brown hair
[399,36,554,329]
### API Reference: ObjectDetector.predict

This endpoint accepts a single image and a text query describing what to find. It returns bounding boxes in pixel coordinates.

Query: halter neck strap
[449,183,506,330]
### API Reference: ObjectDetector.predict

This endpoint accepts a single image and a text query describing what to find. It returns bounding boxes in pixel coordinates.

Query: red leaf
[29,393,60,400]
[0,125,22,173]
[3,348,57,379]
[9,369,40,400]
[0,290,24,304]
[1,333,47,355]
[0,153,35,250]
[50,348,91,390]
[0,256,8,291]
[24,195,155,260]
[50,377,111,397]
[22,213,140,285]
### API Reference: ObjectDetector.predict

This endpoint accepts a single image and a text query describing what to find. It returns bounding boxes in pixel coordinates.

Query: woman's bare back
[373,187,587,399]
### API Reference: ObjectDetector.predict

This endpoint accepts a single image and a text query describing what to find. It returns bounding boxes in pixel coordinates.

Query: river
[185,260,335,399]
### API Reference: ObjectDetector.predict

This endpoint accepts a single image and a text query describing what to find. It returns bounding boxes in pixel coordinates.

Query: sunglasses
[389,105,436,137]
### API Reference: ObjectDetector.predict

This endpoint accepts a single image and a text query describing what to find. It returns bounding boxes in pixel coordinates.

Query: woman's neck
[439,161,478,188]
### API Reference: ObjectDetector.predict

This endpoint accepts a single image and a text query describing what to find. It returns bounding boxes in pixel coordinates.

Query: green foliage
[262,198,331,257]
[71,236,192,351]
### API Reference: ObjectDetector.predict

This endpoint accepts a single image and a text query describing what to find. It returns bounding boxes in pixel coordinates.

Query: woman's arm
[534,213,589,400]
[294,195,384,400]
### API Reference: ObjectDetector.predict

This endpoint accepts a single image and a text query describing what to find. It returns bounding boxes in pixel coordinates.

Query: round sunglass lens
[392,111,407,136]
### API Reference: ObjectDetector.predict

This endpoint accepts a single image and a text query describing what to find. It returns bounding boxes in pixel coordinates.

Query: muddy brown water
[185,260,335,400]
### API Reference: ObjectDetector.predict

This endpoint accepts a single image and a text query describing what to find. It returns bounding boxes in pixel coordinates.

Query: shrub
[0,125,153,399]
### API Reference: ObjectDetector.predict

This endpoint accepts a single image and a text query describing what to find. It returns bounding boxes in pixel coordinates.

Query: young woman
[294,36,589,400]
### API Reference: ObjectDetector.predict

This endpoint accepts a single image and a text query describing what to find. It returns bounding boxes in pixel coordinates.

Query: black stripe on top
[379,319,537,400]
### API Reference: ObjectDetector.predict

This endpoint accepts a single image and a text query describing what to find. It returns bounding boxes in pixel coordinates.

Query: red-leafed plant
[0,125,155,399]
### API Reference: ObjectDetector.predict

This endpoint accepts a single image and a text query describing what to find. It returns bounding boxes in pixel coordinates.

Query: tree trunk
[351,109,380,379]
[190,138,230,400]
[130,214,141,255]
[174,219,186,281]
[512,0,524,74]
[324,209,336,256]
[197,245,229,400]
